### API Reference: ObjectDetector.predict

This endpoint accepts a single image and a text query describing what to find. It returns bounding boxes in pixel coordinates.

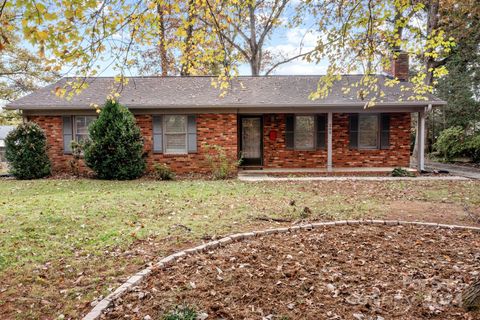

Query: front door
[240,116,263,166]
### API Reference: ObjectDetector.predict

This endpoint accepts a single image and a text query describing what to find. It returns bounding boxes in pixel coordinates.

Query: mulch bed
[104,225,480,320]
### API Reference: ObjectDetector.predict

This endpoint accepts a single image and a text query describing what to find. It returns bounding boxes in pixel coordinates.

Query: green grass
[0,179,388,271]
[0,178,479,319]
[0,179,479,272]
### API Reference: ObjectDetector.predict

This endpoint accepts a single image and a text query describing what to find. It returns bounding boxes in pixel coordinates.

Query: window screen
[74,116,97,143]
[294,115,315,150]
[164,115,187,154]
[358,114,379,149]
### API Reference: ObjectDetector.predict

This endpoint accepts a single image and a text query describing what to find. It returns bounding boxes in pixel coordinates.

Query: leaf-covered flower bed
[105,225,480,319]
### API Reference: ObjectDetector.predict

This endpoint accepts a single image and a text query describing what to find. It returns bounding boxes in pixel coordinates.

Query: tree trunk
[413,0,440,162]
[180,0,195,76]
[462,276,480,311]
[156,3,169,76]
[424,0,440,86]
[248,3,260,76]
[250,56,260,76]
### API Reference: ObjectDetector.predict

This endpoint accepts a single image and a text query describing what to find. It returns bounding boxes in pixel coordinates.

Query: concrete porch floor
[238,167,417,176]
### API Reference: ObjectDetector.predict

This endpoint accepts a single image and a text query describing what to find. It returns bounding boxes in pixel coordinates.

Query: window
[358,114,379,149]
[294,116,315,150]
[63,116,97,154]
[74,116,97,143]
[349,113,390,150]
[152,115,197,154]
[286,115,326,150]
[164,115,187,154]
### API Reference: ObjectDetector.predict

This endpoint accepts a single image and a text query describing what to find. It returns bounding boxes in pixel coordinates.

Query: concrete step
[238,167,417,177]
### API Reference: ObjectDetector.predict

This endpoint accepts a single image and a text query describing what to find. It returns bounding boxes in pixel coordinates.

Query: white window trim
[163,115,188,155]
[294,115,316,151]
[358,114,380,150]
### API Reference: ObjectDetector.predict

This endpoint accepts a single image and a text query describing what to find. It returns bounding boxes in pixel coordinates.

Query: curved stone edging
[82,220,480,320]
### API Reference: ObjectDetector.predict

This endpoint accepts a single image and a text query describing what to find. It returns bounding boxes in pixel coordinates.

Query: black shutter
[316,114,326,149]
[62,116,73,154]
[152,115,163,153]
[285,115,294,149]
[349,113,359,149]
[380,113,390,149]
[187,115,197,153]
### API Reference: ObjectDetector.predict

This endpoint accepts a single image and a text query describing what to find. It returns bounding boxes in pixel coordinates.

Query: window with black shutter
[349,113,390,150]
[349,114,359,149]
[380,114,390,149]
[285,114,327,150]
[316,114,327,149]
[285,115,294,149]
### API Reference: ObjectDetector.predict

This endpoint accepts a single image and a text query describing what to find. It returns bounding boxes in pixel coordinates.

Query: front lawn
[0,179,479,319]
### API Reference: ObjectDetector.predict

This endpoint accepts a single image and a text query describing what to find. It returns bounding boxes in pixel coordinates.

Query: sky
[96,23,329,77]
[242,26,328,75]
[88,2,329,77]
[0,3,330,109]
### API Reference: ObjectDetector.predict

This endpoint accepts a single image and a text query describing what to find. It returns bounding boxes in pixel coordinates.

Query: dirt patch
[384,200,480,226]
[105,225,480,320]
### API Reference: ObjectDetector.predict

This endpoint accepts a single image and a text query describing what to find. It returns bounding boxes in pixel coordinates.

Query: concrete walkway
[425,161,480,180]
[238,175,469,182]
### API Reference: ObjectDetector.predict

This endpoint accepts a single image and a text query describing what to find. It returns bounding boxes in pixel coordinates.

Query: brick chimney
[385,51,409,81]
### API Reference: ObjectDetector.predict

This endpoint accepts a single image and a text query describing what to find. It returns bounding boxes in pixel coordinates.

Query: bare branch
[265,48,317,75]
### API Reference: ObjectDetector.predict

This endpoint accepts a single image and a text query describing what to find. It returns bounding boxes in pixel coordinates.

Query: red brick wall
[263,114,327,168]
[28,112,410,175]
[261,113,410,168]
[27,115,75,173]
[332,113,411,167]
[137,114,237,174]
[28,114,238,175]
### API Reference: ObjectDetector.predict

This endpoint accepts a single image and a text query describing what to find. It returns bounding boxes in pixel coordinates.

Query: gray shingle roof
[6,75,446,110]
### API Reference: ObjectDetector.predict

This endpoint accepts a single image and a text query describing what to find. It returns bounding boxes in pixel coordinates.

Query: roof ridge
[5,74,445,110]
[60,74,386,80]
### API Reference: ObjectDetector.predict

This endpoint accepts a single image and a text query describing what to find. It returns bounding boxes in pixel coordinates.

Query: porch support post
[327,112,333,172]
[417,110,425,172]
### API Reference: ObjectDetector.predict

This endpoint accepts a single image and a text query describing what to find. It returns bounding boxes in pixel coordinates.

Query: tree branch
[204,0,250,61]
[258,0,288,49]
[265,48,317,75]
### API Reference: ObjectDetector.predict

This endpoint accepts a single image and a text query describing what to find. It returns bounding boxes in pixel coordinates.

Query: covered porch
[237,107,428,173]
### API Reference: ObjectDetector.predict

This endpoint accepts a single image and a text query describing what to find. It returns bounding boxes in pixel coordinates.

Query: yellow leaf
[37,30,48,40]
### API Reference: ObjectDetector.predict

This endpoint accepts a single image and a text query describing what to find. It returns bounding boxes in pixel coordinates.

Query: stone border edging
[82,220,480,320]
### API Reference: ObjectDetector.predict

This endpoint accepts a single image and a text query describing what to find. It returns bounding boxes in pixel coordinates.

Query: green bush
[153,163,175,180]
[205,145,240,179]
[466,134,480,163]
[433,126,467,162]
[162,305,197,320]
[5,122,51,179]
[83,99,146,180]
[391,167,415,177]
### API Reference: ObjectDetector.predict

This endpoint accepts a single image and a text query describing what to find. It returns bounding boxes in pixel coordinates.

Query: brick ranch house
[5,58,445,175]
